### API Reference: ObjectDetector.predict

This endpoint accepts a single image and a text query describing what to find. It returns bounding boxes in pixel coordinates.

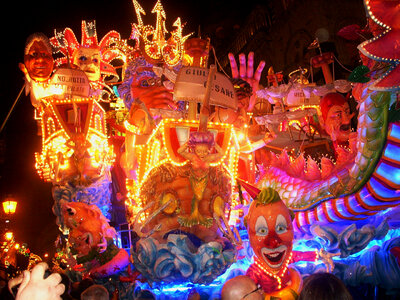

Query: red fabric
[337,24,363,41]
[246,251,317,293]
[246,263,291,294]
[291,250,318,263]
[390,246,400,266]
[368,0,400,30]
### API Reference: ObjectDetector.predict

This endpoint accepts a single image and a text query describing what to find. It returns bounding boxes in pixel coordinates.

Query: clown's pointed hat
[236,178,261,199]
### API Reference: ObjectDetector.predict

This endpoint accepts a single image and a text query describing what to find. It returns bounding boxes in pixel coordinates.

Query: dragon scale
[258,87,398,232]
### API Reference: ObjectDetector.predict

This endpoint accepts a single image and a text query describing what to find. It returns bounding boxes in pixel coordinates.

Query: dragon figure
[257,0,400,235]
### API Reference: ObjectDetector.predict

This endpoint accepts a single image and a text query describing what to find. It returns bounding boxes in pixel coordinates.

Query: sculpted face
[24,41,54,82]
[69,230,94,256]
[248,200,293,273]
[194,144,210,160]
[325,102,354,143]
[130,66,159,97]
[73,47,101,81]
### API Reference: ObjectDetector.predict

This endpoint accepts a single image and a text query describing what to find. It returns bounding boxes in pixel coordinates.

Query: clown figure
[72,47,101,82]
[245,188,303,299]
[222,187,336,300]
[50,20,121,95]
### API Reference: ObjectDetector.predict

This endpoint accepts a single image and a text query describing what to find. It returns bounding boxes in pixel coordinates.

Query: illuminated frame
[125,118,241,222]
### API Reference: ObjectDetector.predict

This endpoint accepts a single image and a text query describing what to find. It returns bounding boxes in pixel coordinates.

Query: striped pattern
[294,122,400,233]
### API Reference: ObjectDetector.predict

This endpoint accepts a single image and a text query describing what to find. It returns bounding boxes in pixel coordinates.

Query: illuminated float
[125,117,241,284]
[15,0,400,298]
[21,20,129,277]
[32,20,123,217]
[119,2,243,283]
[250,0,400,294]
[34,68,114,216]
[255,0,400,234]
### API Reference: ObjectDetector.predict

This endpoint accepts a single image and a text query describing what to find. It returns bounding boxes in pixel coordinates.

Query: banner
[50,68,90,98]
[173,67,238,110]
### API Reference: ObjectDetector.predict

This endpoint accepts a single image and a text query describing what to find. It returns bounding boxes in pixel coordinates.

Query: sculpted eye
[79,56,88,62]
[275,214,288,234]
[140,79,150,87]
[255,216,268,237]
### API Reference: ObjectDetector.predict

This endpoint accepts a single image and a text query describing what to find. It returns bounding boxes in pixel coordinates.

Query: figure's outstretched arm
[228,52,265,112]
[177,142,193,161]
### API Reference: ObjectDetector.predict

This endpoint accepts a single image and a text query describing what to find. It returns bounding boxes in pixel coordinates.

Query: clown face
[24,40,54,82]
[248,200,293,273]
[325,102,354,143]
[73,47,101,81]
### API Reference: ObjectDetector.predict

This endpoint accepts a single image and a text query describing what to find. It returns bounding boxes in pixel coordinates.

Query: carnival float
[9,0,400,298]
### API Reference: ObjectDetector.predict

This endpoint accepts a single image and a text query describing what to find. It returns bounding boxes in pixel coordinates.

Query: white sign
[50,68,90,98]
[174,67,238,110]
[286,86,306,107]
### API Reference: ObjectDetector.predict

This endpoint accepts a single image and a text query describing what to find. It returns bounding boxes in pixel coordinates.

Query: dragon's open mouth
[340,124,351,132]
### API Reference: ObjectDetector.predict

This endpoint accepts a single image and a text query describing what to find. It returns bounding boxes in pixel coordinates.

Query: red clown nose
[264,230,282,249]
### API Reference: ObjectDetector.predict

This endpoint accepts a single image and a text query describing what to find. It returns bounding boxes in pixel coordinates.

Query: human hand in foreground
[228,51,265,111]
[8,262,65,300]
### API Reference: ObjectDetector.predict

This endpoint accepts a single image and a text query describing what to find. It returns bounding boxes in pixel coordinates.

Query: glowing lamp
[5,231,13,241]
[3,199,17,215]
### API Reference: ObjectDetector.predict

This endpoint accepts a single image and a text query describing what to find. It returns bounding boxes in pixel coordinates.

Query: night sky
[0,0,265,256]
